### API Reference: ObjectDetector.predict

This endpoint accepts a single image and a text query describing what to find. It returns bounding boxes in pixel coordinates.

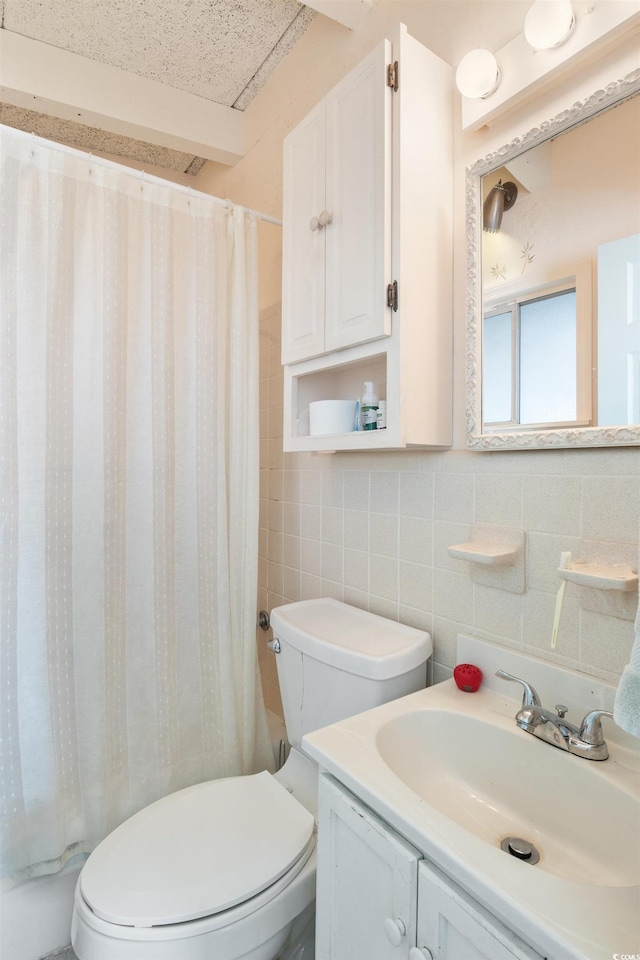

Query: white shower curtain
[0,125,272,880]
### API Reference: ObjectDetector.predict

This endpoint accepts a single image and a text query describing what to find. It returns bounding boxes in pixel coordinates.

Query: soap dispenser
[361,382,378,431]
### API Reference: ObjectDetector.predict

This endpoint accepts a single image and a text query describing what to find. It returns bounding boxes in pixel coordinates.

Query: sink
[303,636,640,960]
[375,707,640,887]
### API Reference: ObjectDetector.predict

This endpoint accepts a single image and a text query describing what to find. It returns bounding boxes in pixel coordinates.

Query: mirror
[465,70,640,450]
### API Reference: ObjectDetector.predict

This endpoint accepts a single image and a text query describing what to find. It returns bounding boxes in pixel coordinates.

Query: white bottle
[376,400,387,430]
[361,381,378,431]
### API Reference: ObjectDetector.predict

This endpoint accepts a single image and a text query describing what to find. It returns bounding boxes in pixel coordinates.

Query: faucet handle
[495,670,542,707]
[579,709,613,746]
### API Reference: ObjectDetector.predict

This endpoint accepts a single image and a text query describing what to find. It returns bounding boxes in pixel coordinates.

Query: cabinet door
[417,863,543,960]
[282,101,327,364]
[317,775,421,960]
[325,38,392,354]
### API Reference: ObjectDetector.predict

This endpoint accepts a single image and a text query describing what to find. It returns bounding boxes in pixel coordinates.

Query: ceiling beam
[0,30,245,165]
[303,0,372,30]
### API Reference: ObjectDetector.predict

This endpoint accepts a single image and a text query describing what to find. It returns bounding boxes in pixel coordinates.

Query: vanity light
[455,48,501,99]
[483,180,518,233]
[524,0,575,50]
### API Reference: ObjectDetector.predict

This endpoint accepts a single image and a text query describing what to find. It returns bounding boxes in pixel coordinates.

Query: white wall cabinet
[317,776,545,960]
[281,24,453,452]
[282,39,392,365]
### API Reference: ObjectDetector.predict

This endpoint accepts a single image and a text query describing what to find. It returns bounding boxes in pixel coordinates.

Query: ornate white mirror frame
[465,68,640,451]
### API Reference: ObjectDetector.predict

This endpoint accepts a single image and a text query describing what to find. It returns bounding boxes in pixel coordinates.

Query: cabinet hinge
[387,280,398,312]
[387,61,399,92]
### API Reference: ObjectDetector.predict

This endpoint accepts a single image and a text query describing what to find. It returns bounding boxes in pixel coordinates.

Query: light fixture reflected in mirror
[524,0,575,50]
[455,48,501,99]
[483,180,518,233]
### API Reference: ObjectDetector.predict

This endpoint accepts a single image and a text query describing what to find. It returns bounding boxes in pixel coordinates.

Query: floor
[43,949,77,960]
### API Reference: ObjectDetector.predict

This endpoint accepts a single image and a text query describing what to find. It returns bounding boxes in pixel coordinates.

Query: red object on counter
[454,663,483,692]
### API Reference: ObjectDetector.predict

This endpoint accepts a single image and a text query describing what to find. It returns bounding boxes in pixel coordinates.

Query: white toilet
[71,598,431,960]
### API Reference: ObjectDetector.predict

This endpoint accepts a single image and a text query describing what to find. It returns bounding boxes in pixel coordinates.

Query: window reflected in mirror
[483,287,579,429]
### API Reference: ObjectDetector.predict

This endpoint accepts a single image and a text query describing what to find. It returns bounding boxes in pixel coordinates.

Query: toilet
[71,598,431,960]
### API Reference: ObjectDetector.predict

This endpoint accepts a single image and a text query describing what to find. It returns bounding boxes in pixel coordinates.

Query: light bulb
[455,49,501,100]
[524,0,575,50]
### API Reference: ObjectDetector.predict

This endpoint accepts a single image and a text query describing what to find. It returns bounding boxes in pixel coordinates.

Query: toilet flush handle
[267,638,281,653]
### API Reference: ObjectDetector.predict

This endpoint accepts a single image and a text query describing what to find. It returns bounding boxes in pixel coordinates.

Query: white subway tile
[399,516,433,566]
[370,554,398,602]
[523,475,580,535]
[370,512,398,557]
[435,473,474,523]
[580,477,640,542]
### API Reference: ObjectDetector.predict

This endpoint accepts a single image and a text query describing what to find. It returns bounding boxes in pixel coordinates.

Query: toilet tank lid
[270,599,431,679]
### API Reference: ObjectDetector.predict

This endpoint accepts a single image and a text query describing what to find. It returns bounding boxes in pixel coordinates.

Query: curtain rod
[17,125,283,227]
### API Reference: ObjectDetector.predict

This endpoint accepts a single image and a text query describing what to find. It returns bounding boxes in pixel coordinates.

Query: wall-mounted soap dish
[448,542,517,566]
[556,540,638,621]
[448,525,525,594]
[558,561,638,592]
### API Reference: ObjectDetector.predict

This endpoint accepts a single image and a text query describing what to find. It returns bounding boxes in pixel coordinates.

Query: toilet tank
[269,599,431,750]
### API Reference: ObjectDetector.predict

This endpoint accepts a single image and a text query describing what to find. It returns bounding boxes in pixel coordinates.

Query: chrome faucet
[496,670,613,761]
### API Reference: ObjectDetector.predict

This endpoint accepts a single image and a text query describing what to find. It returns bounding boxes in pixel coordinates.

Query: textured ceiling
[0,103,209,174]
[0,0,316,174]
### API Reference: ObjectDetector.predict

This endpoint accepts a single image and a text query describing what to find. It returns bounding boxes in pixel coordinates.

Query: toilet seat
[80,771,315,928]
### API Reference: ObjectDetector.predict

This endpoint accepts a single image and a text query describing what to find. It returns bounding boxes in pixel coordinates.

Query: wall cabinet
[281,24,453,452]
[281,39,392,365]
[317,775,544,960]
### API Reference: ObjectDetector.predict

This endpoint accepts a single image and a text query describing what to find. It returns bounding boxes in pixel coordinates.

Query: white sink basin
[303,636,640,960]
[375,707,640,887]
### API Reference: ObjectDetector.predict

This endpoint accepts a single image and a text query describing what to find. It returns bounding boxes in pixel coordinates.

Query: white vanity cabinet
[281,24,453,452]
[417,862,543,960]
[317,776,545,960]
[316,774,420,960]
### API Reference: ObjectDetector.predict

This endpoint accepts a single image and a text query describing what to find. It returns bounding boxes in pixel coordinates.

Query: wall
[255,319,640,713]
[194,4,640,719]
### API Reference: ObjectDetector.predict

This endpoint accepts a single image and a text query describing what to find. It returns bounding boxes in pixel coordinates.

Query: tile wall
[257,306,640,719]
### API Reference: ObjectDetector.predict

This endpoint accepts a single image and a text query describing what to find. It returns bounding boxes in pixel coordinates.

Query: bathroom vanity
[303,636,640,960]
[317,774,542,960]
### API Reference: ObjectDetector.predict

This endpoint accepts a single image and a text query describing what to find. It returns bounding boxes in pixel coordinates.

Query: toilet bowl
[72,748,317,960]
[72,598,431,960]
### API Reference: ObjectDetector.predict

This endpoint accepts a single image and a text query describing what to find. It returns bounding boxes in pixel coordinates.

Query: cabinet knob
[383,918,406,946]
[409,949,433,960]
[310,210,334,231]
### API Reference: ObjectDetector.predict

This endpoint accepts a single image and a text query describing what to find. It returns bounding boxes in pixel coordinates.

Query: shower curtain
[0,125,273,880]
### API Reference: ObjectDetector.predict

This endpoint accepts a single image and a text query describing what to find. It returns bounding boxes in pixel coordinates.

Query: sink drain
[500,836,540,864]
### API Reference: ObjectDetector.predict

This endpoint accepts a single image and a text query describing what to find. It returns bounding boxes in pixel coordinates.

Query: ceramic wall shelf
[558,540,639,622]
[448,542,518,566]
[558,561,638,592]
[448,525,526,594]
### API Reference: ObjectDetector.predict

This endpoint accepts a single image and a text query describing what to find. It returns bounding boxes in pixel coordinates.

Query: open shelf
[284,347,393,452]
